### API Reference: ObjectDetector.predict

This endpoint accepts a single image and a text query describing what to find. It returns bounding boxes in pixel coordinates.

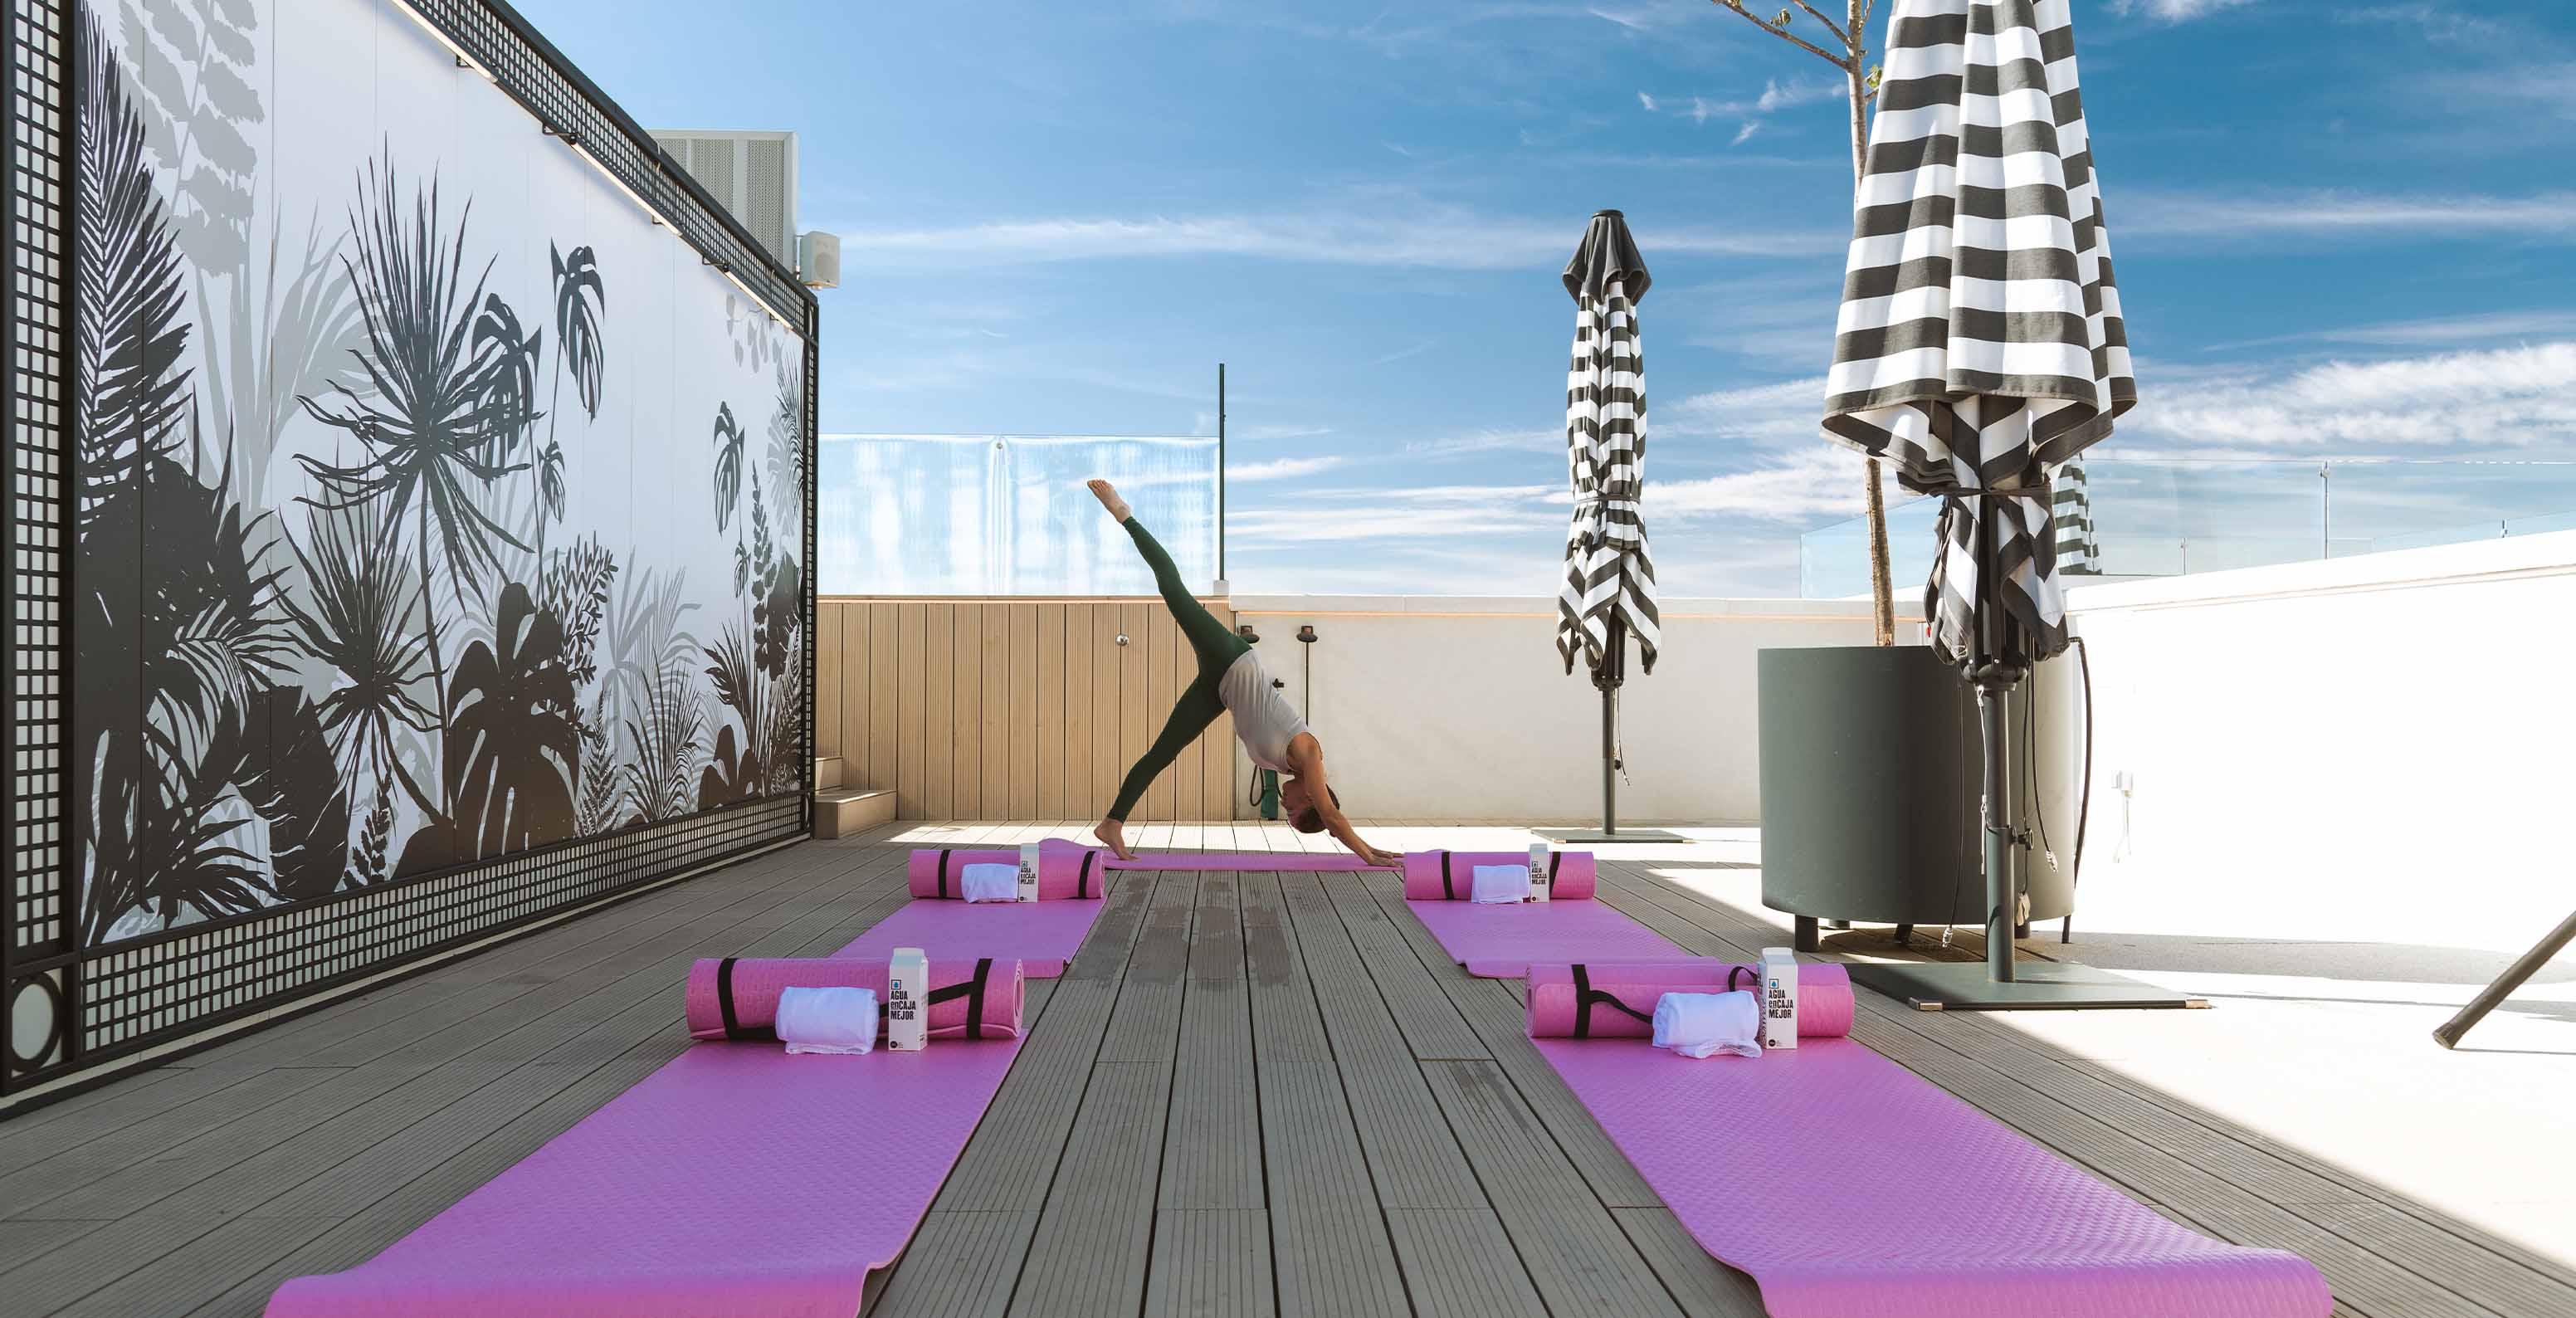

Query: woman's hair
[1288,786,1342,834]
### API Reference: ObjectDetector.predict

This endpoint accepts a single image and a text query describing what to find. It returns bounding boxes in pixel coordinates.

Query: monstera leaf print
[444,583,580,861]
[550,242,605,420]
[711,402,746,531]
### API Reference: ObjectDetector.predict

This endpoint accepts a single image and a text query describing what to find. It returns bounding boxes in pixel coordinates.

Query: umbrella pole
[1970,505,2023,982]
[1599,616,1623,836]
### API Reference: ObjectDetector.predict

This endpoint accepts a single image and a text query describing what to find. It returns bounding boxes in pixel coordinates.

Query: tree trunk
[1846,8,1896,647]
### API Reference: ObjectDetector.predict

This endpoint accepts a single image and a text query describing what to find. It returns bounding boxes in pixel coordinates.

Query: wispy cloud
[1237,423,1334,442]
[2125,341,2576,452]
[2108,0,2254,22]
[2204,310,2576,353]
[2120,189,2576,242]
[1645,75,1843,144]
[1366,339,1440,367]
[1230,455,1347,481]
[1403,427,1561,458]
[822,208,1838,269]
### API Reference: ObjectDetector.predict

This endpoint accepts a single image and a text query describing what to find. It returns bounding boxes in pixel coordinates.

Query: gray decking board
[1418,1058,1686,1317]
[1241,873,1333,1065]
[1380,1208,1553,1318]
[1142,1209,1277,1318]
[1258,1061,1414,1318]
[1007,1061,1175,1317]
[1095,871,1197,1063]
[1161,933,1265,1210]
[1315,876,1489,1062]
[861,1210,1040,1318]
[1611,1207,1773,1318]
[1274,872,1491,1211]
[1359,881,1665,1209]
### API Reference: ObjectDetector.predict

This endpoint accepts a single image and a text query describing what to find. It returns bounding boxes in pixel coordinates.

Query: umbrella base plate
[1534,827,1688,845]
[1847,959,2208,1012]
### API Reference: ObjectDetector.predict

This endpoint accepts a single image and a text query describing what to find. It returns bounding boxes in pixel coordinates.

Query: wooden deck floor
[2,822,2569,1316]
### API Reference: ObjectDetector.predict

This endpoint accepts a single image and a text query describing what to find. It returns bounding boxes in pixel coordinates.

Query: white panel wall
[1224,596,1910,823]
[2045,531,2576,953]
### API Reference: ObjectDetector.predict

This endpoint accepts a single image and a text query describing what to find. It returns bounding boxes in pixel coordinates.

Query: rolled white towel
[960,862,1020,903]
[1652,990,1761,1060]
[776,986,879,1055]
[1470,864,1531,904]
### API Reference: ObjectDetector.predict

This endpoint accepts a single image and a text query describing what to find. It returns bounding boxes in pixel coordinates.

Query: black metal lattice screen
[1,0,819,1101]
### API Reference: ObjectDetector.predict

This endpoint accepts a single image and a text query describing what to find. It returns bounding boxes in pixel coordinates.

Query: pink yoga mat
[266,1038,1021,1318]
[1525,959,1853,1039]
[833,897,1106,978]
[906,841,1393,899]
[907,837,1108,899]
[1401,849,1598,901]
[1407,897,1681,977]
[1534,1037,2332,1318]
[684,956,1023,1041]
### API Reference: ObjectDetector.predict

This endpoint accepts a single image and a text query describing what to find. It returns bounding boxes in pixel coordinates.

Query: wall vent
[650,129,797,269]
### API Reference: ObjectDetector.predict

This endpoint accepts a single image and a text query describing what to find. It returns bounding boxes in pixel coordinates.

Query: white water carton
[1759,946,1799,1049]
[1528,844,1552,903]
[1017,842,1042,903]
[886,947,929,1051]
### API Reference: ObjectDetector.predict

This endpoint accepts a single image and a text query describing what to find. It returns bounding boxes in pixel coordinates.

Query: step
[813,787,897,839]
[815,755,846,791]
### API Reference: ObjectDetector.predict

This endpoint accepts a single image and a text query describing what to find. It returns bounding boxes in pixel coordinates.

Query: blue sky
[515,0,2576,596]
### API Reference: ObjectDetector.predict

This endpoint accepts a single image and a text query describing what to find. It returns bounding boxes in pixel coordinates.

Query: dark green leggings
[1105,517,1248,822]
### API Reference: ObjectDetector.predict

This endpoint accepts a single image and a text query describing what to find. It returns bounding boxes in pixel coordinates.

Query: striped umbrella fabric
[1557,210,1661,678]
[1822,0,2133,665]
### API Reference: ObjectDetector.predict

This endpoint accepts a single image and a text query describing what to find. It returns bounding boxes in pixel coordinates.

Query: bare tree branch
[1792,0,1850,46]
[1710,0,1852,68]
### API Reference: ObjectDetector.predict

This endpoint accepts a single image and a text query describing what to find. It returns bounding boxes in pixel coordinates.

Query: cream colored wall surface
[2056,530,2576,953]
[1225,596,1908,823]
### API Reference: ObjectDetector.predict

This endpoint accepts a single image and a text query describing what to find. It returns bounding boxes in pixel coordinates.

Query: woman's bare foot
[1086,479,1131,523]
[1092,818,1138,862]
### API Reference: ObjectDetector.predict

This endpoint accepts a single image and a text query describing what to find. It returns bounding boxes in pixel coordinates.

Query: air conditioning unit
[650,128,798,270]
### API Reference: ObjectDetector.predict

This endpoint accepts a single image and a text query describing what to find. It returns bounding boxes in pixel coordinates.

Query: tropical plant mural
[70,0,809,945]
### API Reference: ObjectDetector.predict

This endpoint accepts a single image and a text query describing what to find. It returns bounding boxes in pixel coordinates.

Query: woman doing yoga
[1086,480,1398,868]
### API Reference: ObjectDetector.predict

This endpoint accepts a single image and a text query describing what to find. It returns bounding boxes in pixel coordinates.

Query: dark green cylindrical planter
[1758,645,1983,940]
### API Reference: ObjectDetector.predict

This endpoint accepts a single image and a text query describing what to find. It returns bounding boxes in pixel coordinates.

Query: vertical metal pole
[1972,497,2021,984]
[2319,461,2331,561]
[1217,364,1227,583]
[1600,617,1622,836]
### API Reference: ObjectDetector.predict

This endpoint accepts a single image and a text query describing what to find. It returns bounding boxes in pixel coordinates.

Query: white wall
[2047,531,2576,954]
[1225,595,1914,823]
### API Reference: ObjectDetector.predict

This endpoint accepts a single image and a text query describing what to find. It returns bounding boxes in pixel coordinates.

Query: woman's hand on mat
[1356,845,1403,869]
[1091,818,1139,862]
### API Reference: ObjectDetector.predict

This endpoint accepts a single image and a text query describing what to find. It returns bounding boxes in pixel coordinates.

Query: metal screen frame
[1,0,822,1104]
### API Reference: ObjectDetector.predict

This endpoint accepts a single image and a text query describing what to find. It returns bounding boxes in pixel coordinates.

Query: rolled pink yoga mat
[906,837,1107,899]
[1525,959,1852,1039]
[684,956,1023,1041]
[905,839,1398,900]
[1401,849,1597,901]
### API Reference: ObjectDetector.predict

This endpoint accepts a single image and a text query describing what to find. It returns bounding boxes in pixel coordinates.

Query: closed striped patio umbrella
[1823,0,2132,667]
[1552,210,1669,842]
[1824,1,2184,1009]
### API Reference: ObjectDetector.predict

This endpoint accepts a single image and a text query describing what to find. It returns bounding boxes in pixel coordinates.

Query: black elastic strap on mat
[1569,963,1656,1040]
[1076,850,1098,900]
[1440,852,1454,900]
[934,848,954,898]
[715,957,777,1042]
[1728,964,1759,993]
[921,957,998,1039]
[1549,852,1565,886]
